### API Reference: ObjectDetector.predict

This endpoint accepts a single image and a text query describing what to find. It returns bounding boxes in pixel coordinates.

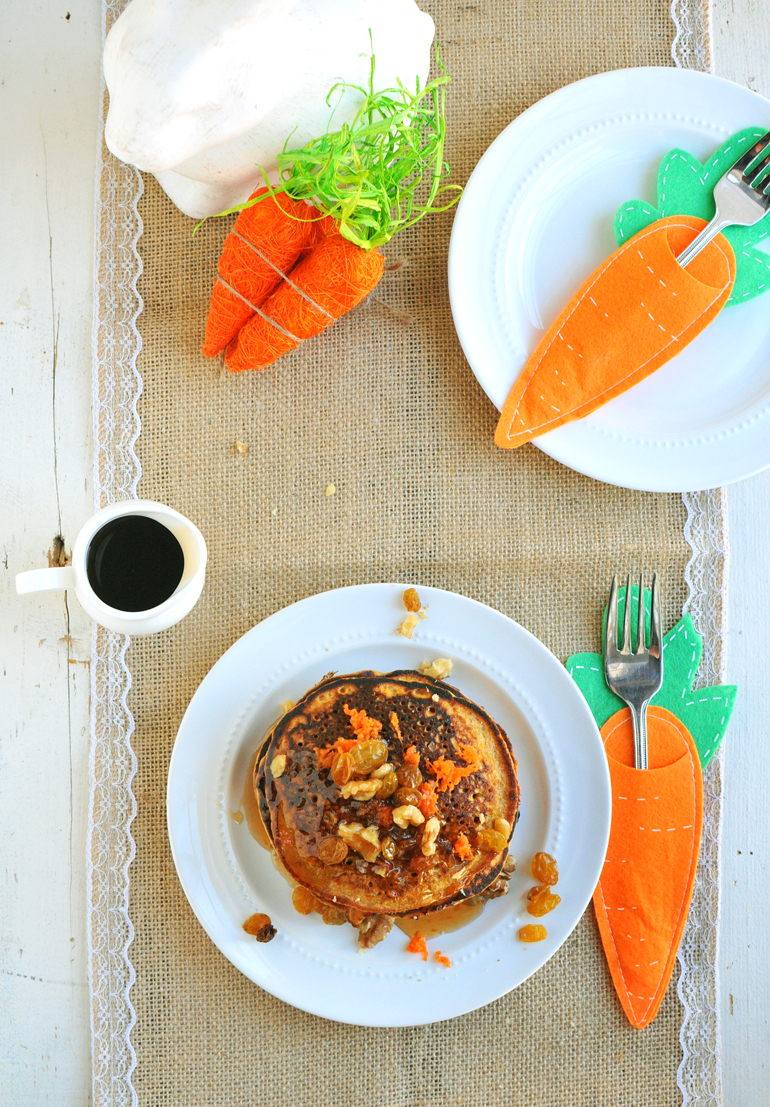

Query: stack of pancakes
[254,670,520,939]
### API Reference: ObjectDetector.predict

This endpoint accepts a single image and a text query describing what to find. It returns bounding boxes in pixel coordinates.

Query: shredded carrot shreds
[390,712,403,742]
[406,932,429,961]
[404,745,420,766]
[427,744,483,792]
[434,951,452,968]
[343,704,383,741]
[454,833,473,861]
[418,780,438,818]
[314,734,358,768]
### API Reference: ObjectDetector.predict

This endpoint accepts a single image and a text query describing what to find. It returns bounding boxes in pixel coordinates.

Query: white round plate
[448,67,770,492]
[167,583,610,1026]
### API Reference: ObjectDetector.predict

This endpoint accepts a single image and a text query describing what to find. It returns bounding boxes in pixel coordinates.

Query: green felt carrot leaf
[566,586,736,768]
[615,127,770,306]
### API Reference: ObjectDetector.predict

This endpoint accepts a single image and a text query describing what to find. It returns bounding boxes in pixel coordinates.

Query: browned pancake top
[256,671,520,916]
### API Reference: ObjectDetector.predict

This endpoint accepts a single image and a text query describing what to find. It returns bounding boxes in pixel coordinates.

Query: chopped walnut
[398,613,419,639]
[418,658,453,680]
[392,804,425,829]
[480,872,511,900]
[340,779,381,801]
[357,914,394,950]
[338,822,381,862]
[242,913,276,942]
[420,816,441,857]
[503,854,517,873]
[270,753,287,778]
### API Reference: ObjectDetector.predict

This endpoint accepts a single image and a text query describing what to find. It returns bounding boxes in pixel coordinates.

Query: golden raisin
[526,886,561,917]
[242,913,276,942]
[381,836,396,861]
[403,587,422,613]
[531,851,559,886]
[396,764,422,789]
[317,836,349,865]
[376,770,398,799]
[347,907,367,926]
[349,739,389,774]
[292,887,318,916]
[519,924,547,943]
[320,904,347,926]
[393,786,422,806]
[477,827,508,853]
[330,751,353,786]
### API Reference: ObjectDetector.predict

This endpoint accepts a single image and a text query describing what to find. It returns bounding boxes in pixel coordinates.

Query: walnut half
[357,914,394,950]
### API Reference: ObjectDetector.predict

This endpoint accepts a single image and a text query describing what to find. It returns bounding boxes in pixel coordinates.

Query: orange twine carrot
[201,189,333,357]
[224,232,384,373]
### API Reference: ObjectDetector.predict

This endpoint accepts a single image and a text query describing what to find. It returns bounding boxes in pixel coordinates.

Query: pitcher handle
[16,566,77,594]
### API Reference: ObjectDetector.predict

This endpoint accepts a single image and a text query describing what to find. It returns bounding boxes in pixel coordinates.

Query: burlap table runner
[88,1,724,1104]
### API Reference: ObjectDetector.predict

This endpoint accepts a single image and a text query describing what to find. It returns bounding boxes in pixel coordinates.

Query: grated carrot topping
[314,735,357,768]
[404,744,420,765]
[343,704,383,741]
[434,951,451,968]
[406,932,429,961]
[453,833,473,861]
[390,712,403,742]
[427,744,483,791]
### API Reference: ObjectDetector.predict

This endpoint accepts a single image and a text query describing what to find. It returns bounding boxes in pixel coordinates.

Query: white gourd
[104,0,435,218]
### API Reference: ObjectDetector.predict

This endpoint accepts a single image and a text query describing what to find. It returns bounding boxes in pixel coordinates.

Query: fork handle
[676,214,731,269]
[630,701,650,771]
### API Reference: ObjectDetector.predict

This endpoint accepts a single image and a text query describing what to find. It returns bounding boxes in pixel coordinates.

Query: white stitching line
[502,220,732,441]
[599,710,701,1024]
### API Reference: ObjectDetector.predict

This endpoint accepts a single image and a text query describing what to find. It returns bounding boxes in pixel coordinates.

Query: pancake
[255,670,519,917]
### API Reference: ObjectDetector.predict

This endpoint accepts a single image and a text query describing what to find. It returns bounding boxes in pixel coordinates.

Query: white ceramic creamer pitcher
[16,499,207,635]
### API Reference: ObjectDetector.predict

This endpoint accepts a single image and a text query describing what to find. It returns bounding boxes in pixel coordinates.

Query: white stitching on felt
[501,220,732,442]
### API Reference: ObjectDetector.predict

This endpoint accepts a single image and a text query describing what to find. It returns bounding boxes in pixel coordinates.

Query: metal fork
[603,574,663,771]
[677,130,770,268]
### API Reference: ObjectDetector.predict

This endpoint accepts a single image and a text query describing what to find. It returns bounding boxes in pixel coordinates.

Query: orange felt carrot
[593,705,703,1029]
[495,216,736,449]
[201,189,333,357]
[224,232,384,373]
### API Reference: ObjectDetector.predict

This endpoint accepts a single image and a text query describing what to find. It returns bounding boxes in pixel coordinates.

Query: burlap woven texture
[128,2,691,1103]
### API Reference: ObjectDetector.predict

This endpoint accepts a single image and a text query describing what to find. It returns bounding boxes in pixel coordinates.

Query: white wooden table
[1,2,768,1102]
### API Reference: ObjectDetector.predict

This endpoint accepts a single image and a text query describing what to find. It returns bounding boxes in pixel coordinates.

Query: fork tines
[734,131,770,194]
[606,572,661,657]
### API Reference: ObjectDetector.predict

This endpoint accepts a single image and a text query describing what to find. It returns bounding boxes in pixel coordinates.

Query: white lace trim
[87,3,143,1104]
[87,2,722,1104]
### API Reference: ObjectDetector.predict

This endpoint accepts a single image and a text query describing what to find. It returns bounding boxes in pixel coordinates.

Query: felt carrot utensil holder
[495,127,770,450]
[495,216,736,449]
[202,52,461,375]
[594,706,703,1029]
[566,585,737,1029]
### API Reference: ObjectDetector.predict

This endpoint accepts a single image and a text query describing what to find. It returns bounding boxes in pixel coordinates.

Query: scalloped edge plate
[167,584,610,1025]
[449,67,770,491]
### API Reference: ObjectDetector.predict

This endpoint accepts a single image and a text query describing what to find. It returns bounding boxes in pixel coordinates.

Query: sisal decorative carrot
[495,215,735,449]
[201,51,460,374]
[201,189,332,357]
[592,705,703,1029]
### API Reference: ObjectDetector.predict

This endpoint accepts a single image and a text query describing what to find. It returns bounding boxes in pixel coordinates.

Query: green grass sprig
[219,48,462,250]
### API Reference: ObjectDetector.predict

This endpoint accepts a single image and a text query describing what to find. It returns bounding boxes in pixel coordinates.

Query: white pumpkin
[104,0,435,218]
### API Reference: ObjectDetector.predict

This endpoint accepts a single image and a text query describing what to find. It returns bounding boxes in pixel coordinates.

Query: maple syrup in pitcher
[86,515,185,611]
